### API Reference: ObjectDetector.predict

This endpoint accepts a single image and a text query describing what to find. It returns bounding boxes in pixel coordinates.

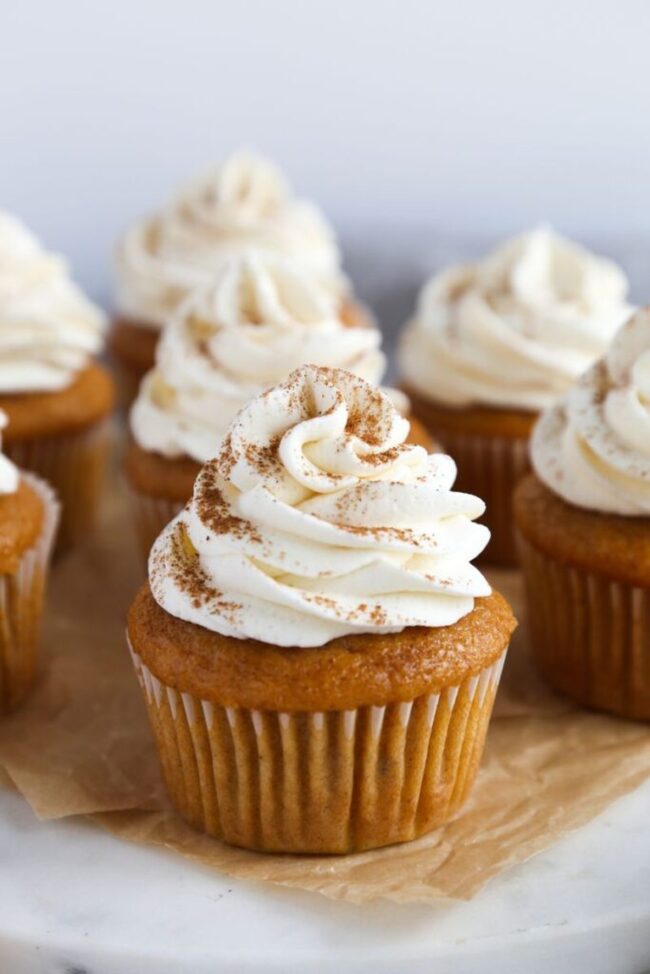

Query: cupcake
[516,309,650,720]
[0,411,59,712]
[0,214,114,549]
[127,365,516,854]
[399,227,631,565]
[111,151,368,407]
[124,251,432,560]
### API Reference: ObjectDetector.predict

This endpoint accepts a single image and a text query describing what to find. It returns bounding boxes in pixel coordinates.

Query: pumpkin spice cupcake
[516,309,650,720]
[0,412,59,712]
[111,151,369,407]
[0,213,114,549]
[399,227,631,564]
[127,365,516,854]
[124,251,432,559]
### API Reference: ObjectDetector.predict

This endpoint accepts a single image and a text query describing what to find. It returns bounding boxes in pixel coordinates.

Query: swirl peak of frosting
[532,308,650,515]
[0,411,18,495]
[174,151,291,228]
[399,226,632,412]
[0,211,106,393]
[115,151,346,327]
[149,365,490,648]
[130,252,384,463]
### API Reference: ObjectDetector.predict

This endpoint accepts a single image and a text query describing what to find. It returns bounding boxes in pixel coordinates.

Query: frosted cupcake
[0,411,59,712]
[124,251,431,559]
[111,151,367,406]
[399,227,631,564]
[127,365,516,854]
[516,308,650,720]
[0,214,114,549]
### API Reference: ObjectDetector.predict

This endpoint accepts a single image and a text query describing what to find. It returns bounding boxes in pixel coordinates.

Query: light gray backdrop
[3,0,650,356]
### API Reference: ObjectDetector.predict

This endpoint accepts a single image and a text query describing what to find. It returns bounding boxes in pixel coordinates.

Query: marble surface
[1,781,649,974]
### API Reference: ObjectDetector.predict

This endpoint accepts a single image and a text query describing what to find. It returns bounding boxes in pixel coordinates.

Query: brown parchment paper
[1,476,650,903]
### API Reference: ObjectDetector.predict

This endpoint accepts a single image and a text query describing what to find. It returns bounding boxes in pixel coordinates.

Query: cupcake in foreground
[0,213,114,549]
[124,251,432,559]
[0,412,59,712]
[127,365,516,854]
[111,151,368,406]
[516,309,650,720]
[398,227,631,564]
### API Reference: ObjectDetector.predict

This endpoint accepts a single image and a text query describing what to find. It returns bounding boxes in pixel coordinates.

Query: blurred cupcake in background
[398,227,631,564]
[111,151,369,406]
[127,365,516,853]
[516,308,650,720]
[124,251,431,559]
[0,213,114,550]
[0,411,59,712]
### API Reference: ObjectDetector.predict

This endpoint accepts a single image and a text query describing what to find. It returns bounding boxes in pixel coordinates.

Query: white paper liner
[518,533,650,720]
[128,638,507,854]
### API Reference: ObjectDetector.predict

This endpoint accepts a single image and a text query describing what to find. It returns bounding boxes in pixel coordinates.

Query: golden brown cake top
[124,438,200,502]
[128,583,515,710]
[0,477,44,573]
[0,363,114,441]
[515,473,650,587]
[404,385,537,440]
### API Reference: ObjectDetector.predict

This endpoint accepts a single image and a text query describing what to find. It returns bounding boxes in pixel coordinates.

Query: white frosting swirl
[115,152,346,328]
[532,309,650,516]
[0,212,106,392]
[149,366,490,648]
[399,227,632,412]
[130,253,384,463]
[0,411,18,495]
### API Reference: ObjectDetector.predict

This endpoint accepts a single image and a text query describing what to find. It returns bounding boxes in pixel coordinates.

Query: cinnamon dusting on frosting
[148,364,491,647]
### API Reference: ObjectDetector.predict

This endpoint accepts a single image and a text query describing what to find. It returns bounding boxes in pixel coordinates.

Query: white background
[3,0,650,317]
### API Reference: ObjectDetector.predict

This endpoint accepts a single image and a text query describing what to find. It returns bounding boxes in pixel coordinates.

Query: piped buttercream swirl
[0,213,106,392]
[399,227,631,412]
[130,252,384,463]
[115,151,346,327]
[149,365,490,648]
[532,308,650,515]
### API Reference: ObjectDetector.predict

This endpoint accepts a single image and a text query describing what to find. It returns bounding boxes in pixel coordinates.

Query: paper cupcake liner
[518,533,650,720]
[6,418,111,551]
[127,487,184,564]
[128,642,507,854]
[434,429,530,566]
[0,473,60,713]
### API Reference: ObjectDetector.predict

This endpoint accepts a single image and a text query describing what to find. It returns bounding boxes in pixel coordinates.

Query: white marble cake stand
[1,780,649,974]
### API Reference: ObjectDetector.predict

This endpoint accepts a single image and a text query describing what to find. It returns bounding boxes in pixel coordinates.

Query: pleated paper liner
[434,429,530,567]
[0,473,60,713]
[128,640,507,854]
[6,418,111,551]
[518,533,650,720]
[127,487,184,564]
